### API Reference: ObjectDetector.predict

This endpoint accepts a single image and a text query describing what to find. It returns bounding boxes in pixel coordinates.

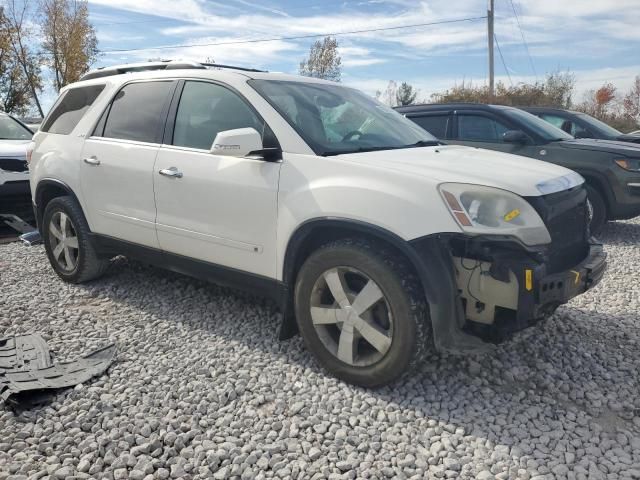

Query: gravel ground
[1,220,639,480]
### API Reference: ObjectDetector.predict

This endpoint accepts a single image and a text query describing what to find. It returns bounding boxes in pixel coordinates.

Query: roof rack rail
[80,60,266,81]
[200,63,265,73]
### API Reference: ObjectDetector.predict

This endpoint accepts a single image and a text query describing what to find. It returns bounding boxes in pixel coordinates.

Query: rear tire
[294,238,430,387]
[42,196,109,283]
[586,185,607,234]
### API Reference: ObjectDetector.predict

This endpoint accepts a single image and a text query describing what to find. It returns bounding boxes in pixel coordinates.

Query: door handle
[159,167,183,178]
[83,156,100,166]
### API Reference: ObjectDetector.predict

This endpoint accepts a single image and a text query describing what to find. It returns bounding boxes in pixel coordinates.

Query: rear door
[80,80,176,248]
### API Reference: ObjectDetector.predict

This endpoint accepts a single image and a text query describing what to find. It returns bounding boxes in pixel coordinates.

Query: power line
[507,0,537,79]
[493,33,512,85]
[97,16,487,54]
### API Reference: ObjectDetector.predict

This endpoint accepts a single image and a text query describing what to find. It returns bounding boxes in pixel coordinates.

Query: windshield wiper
[323,140,444,156]
[323,145,408,156]
[405,140,443,147]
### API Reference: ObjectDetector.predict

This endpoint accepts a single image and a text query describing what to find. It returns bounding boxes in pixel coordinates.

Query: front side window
[249,80,437,156]
[458,114,509,142]
[410,114,449,139]
[102,81,174,143]
[575,113,621,137]
[41,84,105,135]
[540,113,585,137]
[0,115,32,140]
[172,81,266,150]
[502,108,573,142]
[539,113,566,130]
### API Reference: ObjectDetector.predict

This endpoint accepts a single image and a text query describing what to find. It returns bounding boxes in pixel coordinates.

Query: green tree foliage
[395,82,418,106]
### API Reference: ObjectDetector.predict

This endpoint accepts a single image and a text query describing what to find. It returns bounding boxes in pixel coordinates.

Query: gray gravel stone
[0,220,639,479]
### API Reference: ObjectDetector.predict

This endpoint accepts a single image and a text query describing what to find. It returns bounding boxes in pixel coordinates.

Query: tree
[375,80,398,107]
[430,70,575,108]
[623,76,640,123]
[1,0,44,116]
[395,82,418,106]
[543,70,575,108]
[40,0,99,91]
[578,83,617,118]
[0,7,31,114]
[299,36,341,82]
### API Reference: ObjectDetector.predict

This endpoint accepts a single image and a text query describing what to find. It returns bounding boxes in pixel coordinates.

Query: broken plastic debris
[0,333,116,406]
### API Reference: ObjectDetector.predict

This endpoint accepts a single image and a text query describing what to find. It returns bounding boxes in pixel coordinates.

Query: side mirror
[211,128,263,158]
[502,130,528,144]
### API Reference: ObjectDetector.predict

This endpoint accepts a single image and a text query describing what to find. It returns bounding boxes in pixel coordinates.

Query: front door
[452,111,537,158]
[80,80,176,248]
[153,80,281,278]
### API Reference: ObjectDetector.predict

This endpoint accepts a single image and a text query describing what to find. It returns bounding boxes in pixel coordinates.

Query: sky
[77,0,640,105]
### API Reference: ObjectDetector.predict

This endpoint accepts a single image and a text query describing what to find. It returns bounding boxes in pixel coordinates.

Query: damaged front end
[411,183,607,351]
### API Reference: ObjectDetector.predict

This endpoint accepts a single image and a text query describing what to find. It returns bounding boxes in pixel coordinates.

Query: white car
[0,113,33,200]
[28,61,606,386]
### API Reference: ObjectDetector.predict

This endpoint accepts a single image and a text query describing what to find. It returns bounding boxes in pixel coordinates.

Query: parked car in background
[0,113,33,200]
[522,107,640,144]
[396,103,640,232]
[28,61,606,386]
[19,116,43,132]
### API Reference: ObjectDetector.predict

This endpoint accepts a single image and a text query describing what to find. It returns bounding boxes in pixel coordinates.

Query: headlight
[615,158,640,172]
[536,171,583,195]
[439,183,551,246]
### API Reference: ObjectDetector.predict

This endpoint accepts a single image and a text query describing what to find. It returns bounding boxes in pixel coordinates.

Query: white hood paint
[339,145,580,197]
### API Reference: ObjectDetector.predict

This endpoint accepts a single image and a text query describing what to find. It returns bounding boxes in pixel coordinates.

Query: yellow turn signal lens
[503,208,521,222]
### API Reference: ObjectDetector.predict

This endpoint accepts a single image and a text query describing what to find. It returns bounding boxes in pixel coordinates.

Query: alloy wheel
[310,266,393,367]
[48,211,79,272]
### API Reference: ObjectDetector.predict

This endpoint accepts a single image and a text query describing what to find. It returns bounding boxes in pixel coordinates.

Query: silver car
[0,113,33,199]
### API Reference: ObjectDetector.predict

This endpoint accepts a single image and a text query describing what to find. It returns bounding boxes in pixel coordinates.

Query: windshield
[249,79,438,156]
[503,108,573,142]
[0,115,33,140]
[575,113,622,137]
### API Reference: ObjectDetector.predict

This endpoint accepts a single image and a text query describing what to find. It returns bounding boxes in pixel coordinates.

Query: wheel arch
[279,217,430,339]
[577,171,612,215]
[35,178,81,231]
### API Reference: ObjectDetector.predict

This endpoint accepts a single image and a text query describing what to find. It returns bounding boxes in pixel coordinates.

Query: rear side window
[102,81,174,143]
[410,114,449,139]
[41,85,105,135]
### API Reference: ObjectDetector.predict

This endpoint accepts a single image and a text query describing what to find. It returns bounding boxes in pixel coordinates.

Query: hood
[338,145,579,197]
[559,138,640,156]
[0,139,30,158]
[616,134,640,144]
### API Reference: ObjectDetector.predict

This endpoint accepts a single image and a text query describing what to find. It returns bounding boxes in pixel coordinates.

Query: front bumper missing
[409,235,607,353]
[456,243,606,340]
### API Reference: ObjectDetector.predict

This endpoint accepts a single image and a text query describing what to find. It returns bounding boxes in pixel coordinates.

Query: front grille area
[526,185,589,273]
[0,158,28,173]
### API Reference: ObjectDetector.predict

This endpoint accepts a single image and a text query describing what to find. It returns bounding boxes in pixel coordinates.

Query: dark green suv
[396,103,640,231]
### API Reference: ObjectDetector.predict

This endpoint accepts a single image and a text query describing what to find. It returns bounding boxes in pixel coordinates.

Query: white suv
[29,61,606,386]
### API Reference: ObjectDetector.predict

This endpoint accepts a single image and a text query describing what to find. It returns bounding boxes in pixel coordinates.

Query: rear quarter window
[41,84,105,135]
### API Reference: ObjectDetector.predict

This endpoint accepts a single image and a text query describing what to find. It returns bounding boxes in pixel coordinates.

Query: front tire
[586,184,607,234]
[294,238,430,387]
[42,196,108,283]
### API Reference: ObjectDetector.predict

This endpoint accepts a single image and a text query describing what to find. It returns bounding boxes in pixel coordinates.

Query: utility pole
[488,0,495,99]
